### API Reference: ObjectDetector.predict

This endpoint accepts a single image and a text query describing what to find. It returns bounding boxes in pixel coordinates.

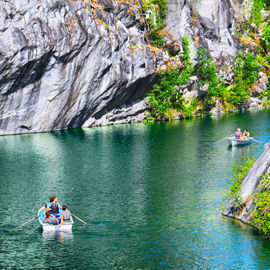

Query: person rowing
[40,196,54,213]
[43,211,63,225]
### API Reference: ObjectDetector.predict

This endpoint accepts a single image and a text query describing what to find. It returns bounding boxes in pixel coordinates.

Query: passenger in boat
[47,196,61,217]
[40,197,54,213]
[43,211,63,225]
[243,129,250,140]
[234,128,242,140]
[61,205,71,221]
[50,197,61,217]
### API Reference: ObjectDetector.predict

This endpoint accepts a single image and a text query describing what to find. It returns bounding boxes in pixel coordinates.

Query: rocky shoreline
[223,143,270,231]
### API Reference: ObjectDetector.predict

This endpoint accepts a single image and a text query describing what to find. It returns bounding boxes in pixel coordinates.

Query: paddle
[209,136,230,145]
[71,213,91,225]
[0,226,16,231]
[251,138,264,144]
[0,214,41,231]
[16,214,41,228]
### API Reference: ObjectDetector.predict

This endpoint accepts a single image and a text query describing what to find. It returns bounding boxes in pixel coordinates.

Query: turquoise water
[0,110,270,269]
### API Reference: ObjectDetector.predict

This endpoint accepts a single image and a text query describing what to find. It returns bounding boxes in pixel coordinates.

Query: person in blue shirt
[43,211,63,225]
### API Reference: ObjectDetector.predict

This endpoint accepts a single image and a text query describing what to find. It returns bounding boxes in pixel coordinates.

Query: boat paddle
[16,214,41,228]
[251,138,264,144]
[209,136,229,145]
[71,213,91,225]
[0,214,41,231]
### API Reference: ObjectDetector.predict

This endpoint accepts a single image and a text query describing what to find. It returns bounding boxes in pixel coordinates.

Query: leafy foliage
[229,52,261,106]
[261,19,270,52]
[227,157,255,204]
[146,37,194,120]
[196,47,226,107]
[142,0,168,47]
[144,0,268,121]
[252,173,270,237]
[249,0,265,25]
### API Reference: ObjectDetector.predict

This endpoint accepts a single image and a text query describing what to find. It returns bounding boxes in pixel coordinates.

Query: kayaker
[61,205,71,221]
[234,128,242,140]
[43,211,62,225]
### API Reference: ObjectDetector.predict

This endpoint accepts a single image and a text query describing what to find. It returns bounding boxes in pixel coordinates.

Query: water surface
[1,110,270,269]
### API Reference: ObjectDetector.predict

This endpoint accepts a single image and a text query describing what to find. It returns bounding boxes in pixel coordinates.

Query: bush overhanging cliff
[145,0,270,121]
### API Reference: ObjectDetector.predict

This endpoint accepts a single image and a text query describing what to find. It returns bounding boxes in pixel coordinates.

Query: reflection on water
[0,109,270,269]
[42,231,74,242]
[227,144,255,160]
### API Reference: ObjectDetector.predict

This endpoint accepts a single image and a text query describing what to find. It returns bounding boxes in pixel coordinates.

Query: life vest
[50,202,59,214]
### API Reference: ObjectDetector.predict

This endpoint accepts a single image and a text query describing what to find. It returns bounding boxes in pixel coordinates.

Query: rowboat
[227,137,253,146]
[37,207,74,232]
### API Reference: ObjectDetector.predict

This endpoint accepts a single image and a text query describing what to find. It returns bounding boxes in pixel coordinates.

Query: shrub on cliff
[252,173,270,237]
[229,52,262,106]
[261,19,270,52]
[146,37,194,120]
[226,157,255,212]
[142,0,168,47]
[196,47,226,108]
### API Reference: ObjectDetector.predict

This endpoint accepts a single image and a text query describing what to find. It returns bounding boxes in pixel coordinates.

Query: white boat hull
[227,137,253,146]
[38,207,74,231]
[41,223,73,232]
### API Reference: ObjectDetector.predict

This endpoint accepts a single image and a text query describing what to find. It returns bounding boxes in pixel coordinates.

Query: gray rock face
[241,143,270,202]
[223,143,270,224]
[166,0,237,61]
[0,0,159,135]
[0,0,249,135]
[83,99,148,127]
[241,73,269,111]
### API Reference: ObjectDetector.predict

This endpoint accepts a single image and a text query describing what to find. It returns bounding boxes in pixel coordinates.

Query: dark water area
[1,110,270,269]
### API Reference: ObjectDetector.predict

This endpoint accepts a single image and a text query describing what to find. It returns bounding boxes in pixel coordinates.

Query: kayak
[37,207,74,232]
[227,137,253,146]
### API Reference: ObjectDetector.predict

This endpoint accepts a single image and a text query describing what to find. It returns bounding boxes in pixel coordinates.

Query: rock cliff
[0,0,160,134]
[0,0,266,135]
[223,143,270,226]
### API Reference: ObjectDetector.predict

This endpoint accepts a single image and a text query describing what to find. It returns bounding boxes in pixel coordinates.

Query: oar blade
[0,226,16,231]
[71,213,90,225]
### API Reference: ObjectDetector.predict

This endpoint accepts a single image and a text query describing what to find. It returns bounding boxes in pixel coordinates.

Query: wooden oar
[251,138,264,144]
[1,214,41,231]
[71,213,91,225]
[16,214,41,228]
[0,226,16,231]
[209,136,230,145]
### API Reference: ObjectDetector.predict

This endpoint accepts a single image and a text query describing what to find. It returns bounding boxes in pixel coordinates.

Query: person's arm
[59,215,63,225]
